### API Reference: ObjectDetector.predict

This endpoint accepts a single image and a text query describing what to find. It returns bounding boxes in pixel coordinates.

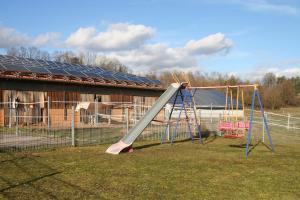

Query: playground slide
[105,83,181,154]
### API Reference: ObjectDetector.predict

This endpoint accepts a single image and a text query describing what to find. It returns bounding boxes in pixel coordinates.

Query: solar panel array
[0,55,161,85]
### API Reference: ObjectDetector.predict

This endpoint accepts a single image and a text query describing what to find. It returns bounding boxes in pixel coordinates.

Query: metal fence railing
[0,100,299,151]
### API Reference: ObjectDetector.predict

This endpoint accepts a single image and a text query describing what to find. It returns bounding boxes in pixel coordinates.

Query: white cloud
[0,23,234,72]
[185,33,233,55]
[106,32,233,71]
[243,67,300,81]
[33,32,60,46]
[242,0,299,16]
[65,23,155,51]
[0,25,60,48]
[0,26,30,48]
[109,43,198,71]
[214,0,299,16]
[65,27,97,48]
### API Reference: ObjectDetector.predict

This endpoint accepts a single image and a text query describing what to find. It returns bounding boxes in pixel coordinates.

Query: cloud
[109,43,198,71]
[65,23,155,51]
[0,26,30,48]
[0,23,234,72]
[243,66,300,81]
[218,0,299,16]
[0,25,60,48]
[33,32,60,46]
[185,33,233,55]
[242,0,299,16]
[107,32,233,71]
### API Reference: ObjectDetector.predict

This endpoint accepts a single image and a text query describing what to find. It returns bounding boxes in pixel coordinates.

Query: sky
[0,0,300,80]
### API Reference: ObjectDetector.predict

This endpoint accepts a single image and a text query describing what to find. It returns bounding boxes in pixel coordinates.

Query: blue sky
[0,0,300,79]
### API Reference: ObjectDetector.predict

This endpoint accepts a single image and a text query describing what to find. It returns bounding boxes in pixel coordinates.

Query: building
[0,55,164,128]
[166,89,244,120]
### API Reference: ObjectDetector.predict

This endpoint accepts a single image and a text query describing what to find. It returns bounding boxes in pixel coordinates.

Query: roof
[0,55,161,90]
[168,89,242,109]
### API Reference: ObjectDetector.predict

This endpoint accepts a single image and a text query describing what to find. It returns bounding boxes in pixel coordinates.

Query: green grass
[0,125,299,200]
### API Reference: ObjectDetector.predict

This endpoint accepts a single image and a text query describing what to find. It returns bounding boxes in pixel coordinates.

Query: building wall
[0,89,160,128]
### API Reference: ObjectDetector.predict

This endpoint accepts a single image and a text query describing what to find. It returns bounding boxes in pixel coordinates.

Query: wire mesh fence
[0,99,299,152]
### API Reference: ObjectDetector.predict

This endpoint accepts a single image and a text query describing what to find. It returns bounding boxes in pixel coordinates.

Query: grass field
[0,123,299,200]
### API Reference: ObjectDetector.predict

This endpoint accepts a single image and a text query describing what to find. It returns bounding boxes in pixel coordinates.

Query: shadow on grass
[261,142,275,152]
[0,152,95,200]
[229,140,259,156]
[134,136,210,151]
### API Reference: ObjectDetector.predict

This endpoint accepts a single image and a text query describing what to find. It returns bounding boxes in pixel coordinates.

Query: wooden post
[125,107,129,134]
[108,109,111,125]
[71,106,75,147]
[95,97,98,124]
[15,106,18,136]
[9,96,12,128]
[47,96,51,130]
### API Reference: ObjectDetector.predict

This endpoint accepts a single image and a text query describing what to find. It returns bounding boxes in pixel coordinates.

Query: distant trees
[260,73,299,109]
[52,51,84,64]
[6,46,50,60]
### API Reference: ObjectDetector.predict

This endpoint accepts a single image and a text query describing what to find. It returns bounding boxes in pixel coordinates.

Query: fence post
[95,97,98,124]
[125,107,129,134]
[108,109,111,125]
[47,96,51,130]
[9,96,12,128]
[71,105,75,147]
[287,113,290,131]
[210,103,213,123]
[15,107,18,136]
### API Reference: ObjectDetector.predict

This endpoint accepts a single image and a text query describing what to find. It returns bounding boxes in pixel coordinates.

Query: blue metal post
[191,102,202,144]
[161,88,180,143]
[246,89,256,158]
[189,88,202,143]
[171,93,186,144]
[256,91,275,152]
[180,90,194,143]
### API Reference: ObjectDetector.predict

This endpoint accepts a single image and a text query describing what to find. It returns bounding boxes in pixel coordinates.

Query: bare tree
[6,46,50,60]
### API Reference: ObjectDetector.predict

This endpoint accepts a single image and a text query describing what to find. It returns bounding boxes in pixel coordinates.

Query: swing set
[219,85,249,138]
[161,79,274,158]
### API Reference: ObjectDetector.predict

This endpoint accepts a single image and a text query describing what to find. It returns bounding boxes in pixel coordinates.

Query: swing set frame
[161,83,274,158]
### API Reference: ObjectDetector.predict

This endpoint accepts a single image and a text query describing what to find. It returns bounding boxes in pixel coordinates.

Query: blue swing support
[245,85,275,158]
[161,85,203,145]
[161,84,274,158]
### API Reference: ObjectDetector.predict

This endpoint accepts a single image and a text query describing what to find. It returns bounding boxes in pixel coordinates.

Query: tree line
[147,71,300,109]
[5,46,300,109]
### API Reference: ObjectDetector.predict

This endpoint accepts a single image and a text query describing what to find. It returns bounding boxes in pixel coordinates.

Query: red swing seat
[236,121,249,129]
[219,121,245,139]
[218,122,236,131]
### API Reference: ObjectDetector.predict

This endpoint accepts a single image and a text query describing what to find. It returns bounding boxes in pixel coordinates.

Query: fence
[0,100,299,152]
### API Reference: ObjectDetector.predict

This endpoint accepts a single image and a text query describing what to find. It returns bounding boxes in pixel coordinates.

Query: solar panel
[3,64,29,72]
[0,55,161,86]
[82,72,100,79]
[0,65,6,71]
[138,77,154,84]
[65,70,86,77]
[26,66,49,74]
[126,74,143,83]
[99,71,115,80]
[114,72,130,81]
[47,68,69,76]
